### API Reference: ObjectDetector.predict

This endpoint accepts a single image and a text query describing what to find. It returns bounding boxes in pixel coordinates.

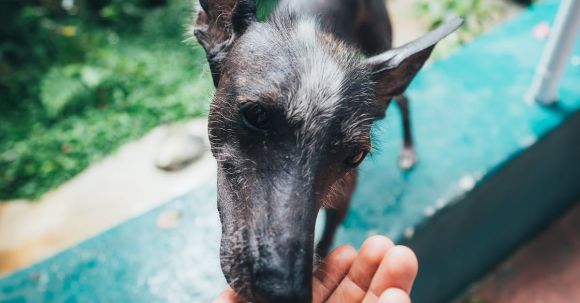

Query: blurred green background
[0,0,215,200]
[0,0,519,200]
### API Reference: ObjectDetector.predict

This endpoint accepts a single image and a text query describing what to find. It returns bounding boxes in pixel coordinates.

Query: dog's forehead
[222,18,374,147]
[230,17,374,132]
[233,18,353,86]
[287,19,348,120]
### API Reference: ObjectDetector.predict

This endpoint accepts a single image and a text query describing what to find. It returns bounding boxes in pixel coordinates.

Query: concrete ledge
[406,112,580,302]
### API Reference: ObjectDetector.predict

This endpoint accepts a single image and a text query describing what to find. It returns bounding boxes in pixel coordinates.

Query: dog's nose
[251,261,311,303]
[253,275,311,303]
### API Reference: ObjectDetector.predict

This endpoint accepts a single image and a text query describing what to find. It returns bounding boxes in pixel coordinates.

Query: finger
[362,291,381,303]
[368,245,418,295]
[326,235,394,303]
[378,288,411,303]
[211,287,239,303]
[362,293,379,303]
[312,245,358,303]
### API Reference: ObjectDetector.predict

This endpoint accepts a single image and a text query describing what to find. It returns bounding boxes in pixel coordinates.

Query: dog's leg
[351,1,417,171]
[394,94,417,170]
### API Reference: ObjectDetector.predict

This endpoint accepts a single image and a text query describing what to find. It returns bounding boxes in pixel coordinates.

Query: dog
[193,0,462,301]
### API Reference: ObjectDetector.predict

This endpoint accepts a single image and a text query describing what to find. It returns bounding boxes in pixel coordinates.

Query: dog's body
[278,0,393,54]
[193,1,461,302]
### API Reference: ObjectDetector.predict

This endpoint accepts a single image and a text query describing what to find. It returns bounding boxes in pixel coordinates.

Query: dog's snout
[252,270,311,303]
[250,249,312,303]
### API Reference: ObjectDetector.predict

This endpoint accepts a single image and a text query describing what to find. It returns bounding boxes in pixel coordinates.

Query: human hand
[213,235,418,303]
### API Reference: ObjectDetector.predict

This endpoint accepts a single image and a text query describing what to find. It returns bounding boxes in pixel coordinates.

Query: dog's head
[193,1,461,301]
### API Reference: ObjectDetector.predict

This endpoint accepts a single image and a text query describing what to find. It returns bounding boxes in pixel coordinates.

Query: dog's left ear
[365,17,463,103]
[193,0,257,87]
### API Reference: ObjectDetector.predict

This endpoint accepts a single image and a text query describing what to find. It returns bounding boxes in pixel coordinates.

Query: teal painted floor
[1,0,579,302]
[337,0,580,247]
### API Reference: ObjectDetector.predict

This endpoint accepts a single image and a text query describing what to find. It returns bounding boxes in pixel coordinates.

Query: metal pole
[528,0,580,105]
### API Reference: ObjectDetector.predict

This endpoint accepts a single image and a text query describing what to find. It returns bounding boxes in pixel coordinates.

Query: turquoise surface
[337,0,580,247]
[1,0,579,302]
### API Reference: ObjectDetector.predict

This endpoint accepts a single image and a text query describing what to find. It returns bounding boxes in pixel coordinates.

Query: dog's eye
[240,102,270,131]
[346,149,368,167]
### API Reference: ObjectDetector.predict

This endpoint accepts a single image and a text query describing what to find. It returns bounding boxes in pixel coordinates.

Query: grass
[0,0,213,200]
[414,0,521,59]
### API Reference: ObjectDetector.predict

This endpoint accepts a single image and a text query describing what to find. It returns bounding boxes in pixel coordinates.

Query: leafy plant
[0,0,213,200]
[257,0,279,21]
[414,0,514,58]
[40,66,87,118]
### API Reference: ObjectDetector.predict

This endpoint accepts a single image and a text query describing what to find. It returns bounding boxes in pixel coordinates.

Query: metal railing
[528,0,580,105]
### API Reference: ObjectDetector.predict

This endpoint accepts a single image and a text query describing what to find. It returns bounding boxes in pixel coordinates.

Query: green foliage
[0,0,213,200]
[40,66,90,118]
[257,0,279,21]
[414,0,513,58]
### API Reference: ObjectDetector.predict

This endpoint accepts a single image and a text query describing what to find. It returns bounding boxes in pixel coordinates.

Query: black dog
[193,0,462,301]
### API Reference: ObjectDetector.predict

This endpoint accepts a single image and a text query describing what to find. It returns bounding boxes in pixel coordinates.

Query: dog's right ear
[193,0,257,87]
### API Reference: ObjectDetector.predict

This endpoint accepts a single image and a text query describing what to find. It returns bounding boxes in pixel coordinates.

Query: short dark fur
[193,1,461,302]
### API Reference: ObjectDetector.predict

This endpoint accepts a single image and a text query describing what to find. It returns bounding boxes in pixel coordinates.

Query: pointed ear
[193,0,257,87]
[365,17,463,101]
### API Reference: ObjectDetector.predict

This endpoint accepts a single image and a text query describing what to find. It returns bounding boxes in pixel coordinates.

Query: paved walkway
[462,200,580,303]
[0,119,215,276]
